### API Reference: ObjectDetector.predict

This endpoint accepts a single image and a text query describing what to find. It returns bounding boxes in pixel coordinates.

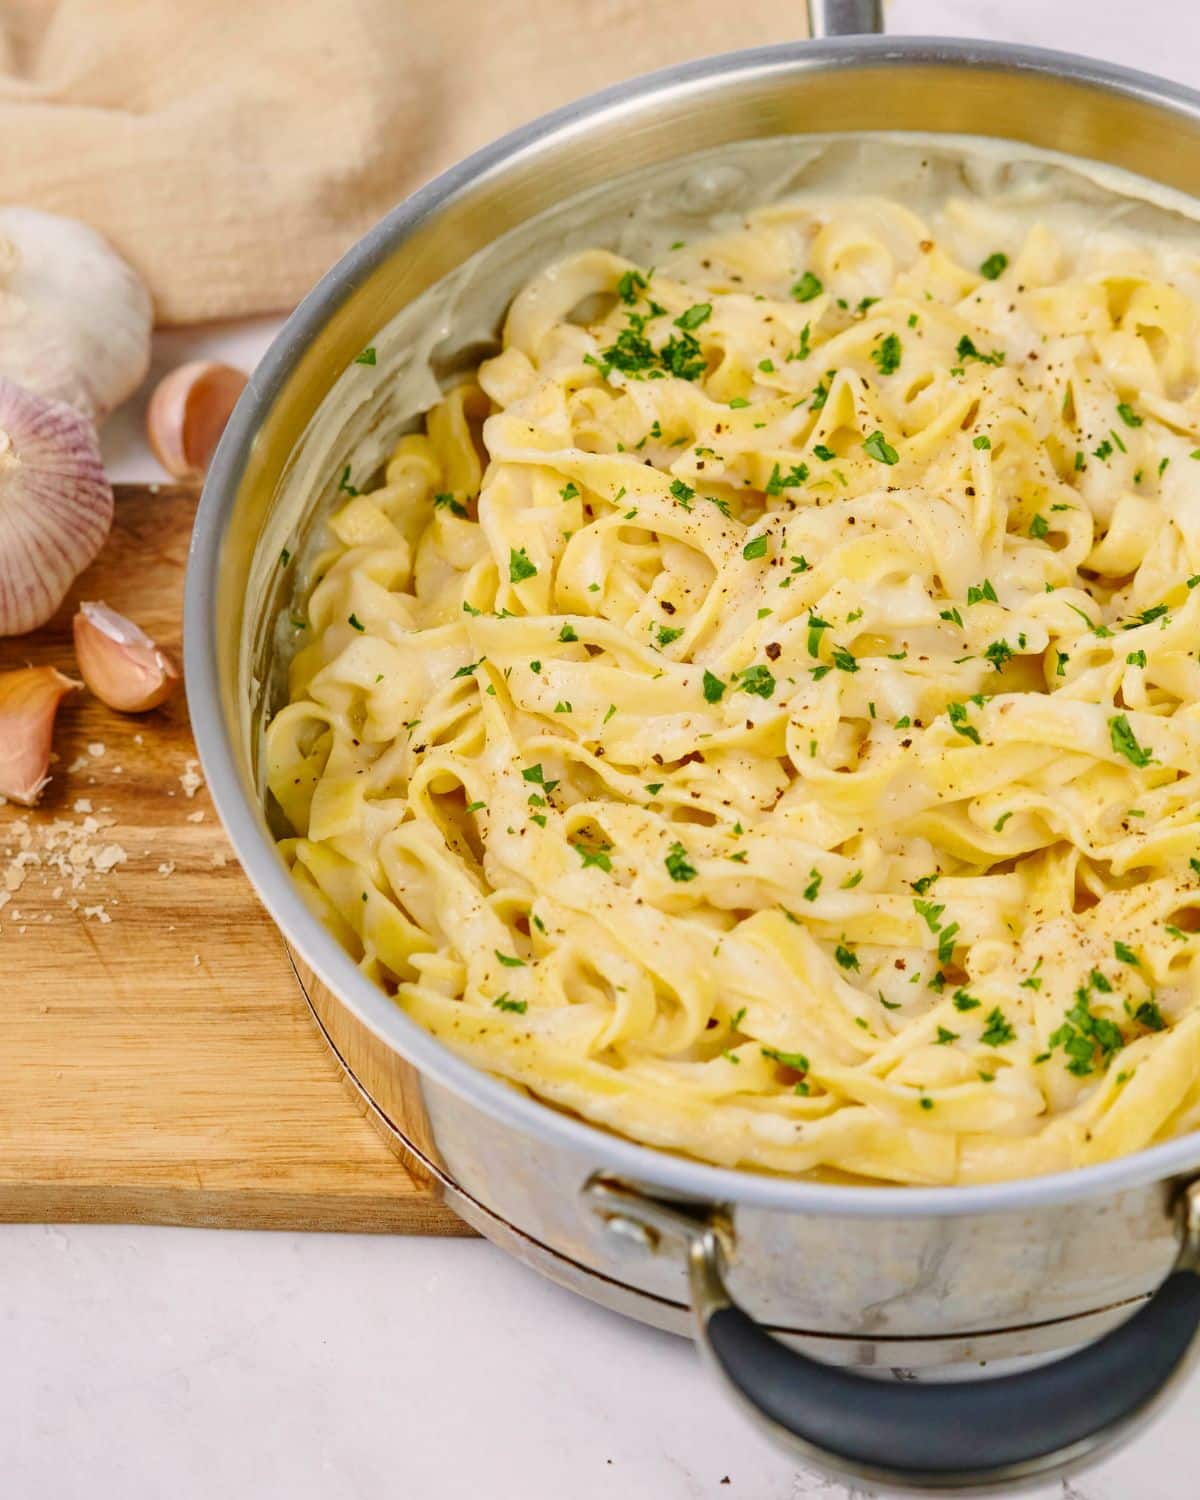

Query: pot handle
[586,1176,1200,1492]
[806,0,884,37]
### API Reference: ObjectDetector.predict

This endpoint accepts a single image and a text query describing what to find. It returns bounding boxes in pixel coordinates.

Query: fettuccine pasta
[268,185,1200,1184]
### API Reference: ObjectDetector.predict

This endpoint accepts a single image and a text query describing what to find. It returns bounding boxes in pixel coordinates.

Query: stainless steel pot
[185,2,1200,1489]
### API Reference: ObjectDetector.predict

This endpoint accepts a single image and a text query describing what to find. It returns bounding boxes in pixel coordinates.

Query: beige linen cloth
[0,0,808,324]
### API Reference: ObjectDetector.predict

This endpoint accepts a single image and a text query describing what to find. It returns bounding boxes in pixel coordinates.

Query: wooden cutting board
[0,484,469,1235]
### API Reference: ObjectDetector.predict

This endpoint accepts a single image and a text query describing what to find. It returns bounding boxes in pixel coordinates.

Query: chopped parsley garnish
[831,646,858,673]
[863,430,899,465]
[871,333,902,375]
[973,434,992,450]
[980,1007,1016,1046]
[702,670,727,704]
[804,869,822,901]
[947,700,981,744]
[813,444,836,461]
[761,1046,809,1074]
[935,1026,959,1045]
[657,625,683,646]
[601,327,655,374]
[522,764,560,792]
[559,481,580,502]
[572,842,613,872]
[1131,999,1166,1032]
[735,664,776,699]
[452,658,483,678]
[766,462,810,494]
[669,478,695,508]
[937,924,960,964]
[742,534,769,560]
[1093,439,1114,462]
[953,989,981,1012]
[665,842,698,882]
[509,547,538,583]
[983,639,1014,672]
[979,252,1008,280]
[434,492,469,517]
[659,332,706,380]
[1126,649,1146,668]
[493,995,527,1013]
[616,268,647,304]
[834,942,860,971]
[495,950,526,968]
[791,271,823,302]
[1029,513,1049,539]
[1114,940,1140,966]
[966,579,998,605]
[913,898,945,932]
[1109,714,1152,767]
[956,334,1005,367]
[280,547,291,566]
[1049,991,1123,1075]
[338,465,359,496]
[354,346,377,365]
[674,303,712,330]
[348,613,365,632]
[1117,402,1143,428]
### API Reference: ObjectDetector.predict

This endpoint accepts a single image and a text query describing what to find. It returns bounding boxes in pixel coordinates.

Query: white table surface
[10,4,1200,1497]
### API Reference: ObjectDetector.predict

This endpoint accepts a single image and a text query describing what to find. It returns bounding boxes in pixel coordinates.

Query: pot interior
[188,38,1200,1215]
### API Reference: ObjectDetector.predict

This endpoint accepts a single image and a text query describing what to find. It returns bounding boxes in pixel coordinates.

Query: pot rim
[186,33,1200,1220]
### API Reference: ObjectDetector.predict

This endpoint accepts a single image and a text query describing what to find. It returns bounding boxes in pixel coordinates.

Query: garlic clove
[73,600,180,713]
[0,207,152,423]
[0,666,78,805]
[146,361,248,480]
[0,377,113,637]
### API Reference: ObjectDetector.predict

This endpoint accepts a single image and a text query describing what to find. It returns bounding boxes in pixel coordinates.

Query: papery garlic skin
[0,378,113,637]
[0,666,77,805]
[0,208,152,423]
[73,601,179,713]
[147,361,248,480]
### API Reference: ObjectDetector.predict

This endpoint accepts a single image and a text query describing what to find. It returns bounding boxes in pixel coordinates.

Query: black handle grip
[703,1267,1200,1490]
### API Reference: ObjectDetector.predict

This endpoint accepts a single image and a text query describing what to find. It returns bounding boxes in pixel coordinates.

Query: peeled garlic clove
[73,600,179,713]
[0,666,78,805]
[0,377,113,637]
[0,207,152,422]
[147,361,248,480]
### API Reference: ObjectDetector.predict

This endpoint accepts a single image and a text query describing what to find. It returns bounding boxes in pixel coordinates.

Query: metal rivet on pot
[601,1213,661,1253]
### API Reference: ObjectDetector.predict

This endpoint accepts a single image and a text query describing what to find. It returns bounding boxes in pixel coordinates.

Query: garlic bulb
[147,361,248,480]
[0,207,153,422]
[73,601,179,712]
[0,666,78,805]
[0,377,113,636]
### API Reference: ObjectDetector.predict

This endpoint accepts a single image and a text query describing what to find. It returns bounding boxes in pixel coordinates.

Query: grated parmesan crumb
[180,759,204,799]
[87,743,106,759]
[186,810,205,824]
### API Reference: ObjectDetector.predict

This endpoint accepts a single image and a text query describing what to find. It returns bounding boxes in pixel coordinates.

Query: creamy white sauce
[244,131,1200,776]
